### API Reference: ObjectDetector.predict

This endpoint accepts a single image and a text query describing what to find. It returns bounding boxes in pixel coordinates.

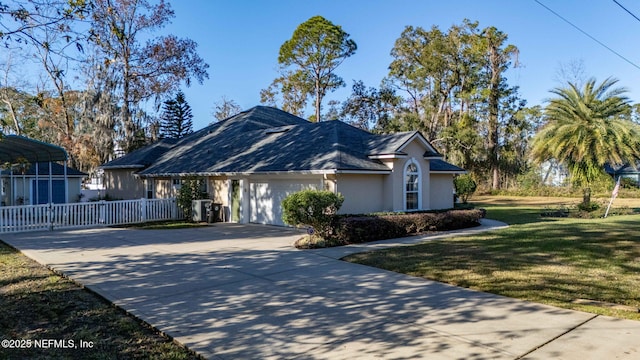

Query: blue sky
[164,0,640,130]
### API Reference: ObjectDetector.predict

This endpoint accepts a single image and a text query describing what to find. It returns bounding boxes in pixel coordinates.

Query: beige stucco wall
[335,174,386,214]
[210,176,229,205]
[153,178,175,199]
[104,169,144,199]
[67,178,82,202]
[430,173,455,209]
[150,176,229,202]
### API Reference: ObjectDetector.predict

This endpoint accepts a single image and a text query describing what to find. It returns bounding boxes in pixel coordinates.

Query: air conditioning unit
[191,199,212,222]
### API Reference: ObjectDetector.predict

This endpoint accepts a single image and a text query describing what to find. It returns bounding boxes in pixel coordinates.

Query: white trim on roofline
[137,169,392,178]
[334,169,392,174]
[396,132,440,155]
[100,165,145,170]
[368,153,408,160]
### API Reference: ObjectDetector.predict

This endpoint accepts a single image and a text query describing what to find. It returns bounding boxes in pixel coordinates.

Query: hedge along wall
[332,209,485,244]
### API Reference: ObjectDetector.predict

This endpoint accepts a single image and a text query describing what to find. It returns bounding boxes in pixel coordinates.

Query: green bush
[620,177,639,189]
[329,209,485,246]
[281,190,344,237]
[577,201,600,212]
[454,175,477,203]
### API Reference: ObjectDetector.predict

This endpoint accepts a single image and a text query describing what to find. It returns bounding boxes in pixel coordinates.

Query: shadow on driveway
[2,223,637,359]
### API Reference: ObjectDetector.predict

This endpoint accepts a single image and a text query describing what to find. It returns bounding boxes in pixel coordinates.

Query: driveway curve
[2,222,638,359]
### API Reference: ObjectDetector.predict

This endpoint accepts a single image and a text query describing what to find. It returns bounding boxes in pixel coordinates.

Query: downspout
[323,173,338,194]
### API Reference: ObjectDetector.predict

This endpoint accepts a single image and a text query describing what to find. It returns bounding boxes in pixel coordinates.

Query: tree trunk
[488,52,500,190]
[123,59,134,151]
[315,75,321,122]
[582,187,591,206]
[541,161,554,185]
[1,99,21,135]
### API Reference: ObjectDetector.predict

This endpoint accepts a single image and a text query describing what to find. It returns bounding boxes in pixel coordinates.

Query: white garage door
[250,179,320,226]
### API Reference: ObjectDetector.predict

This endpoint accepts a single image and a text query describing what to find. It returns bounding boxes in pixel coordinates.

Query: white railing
[0,198,180,234]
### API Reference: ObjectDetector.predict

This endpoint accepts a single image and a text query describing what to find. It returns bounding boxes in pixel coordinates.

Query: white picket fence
[0,198,181,234]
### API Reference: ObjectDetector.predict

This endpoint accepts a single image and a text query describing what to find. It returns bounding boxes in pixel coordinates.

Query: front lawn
[0,241,201,360]
[344,196,640,321]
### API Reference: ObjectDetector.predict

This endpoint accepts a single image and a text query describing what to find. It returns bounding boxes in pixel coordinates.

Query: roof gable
[368,131,442,159]
[605,162,639,175]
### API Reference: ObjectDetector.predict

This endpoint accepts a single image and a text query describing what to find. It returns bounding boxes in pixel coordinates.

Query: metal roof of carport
[0,135,68,163]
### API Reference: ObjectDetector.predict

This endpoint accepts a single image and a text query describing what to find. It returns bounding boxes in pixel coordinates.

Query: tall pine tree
[160,91,193,139]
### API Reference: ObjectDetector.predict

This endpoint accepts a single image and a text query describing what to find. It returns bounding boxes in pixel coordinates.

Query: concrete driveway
[2,223,639,359]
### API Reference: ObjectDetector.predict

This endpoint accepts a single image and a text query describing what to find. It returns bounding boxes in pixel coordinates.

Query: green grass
[344,197,640,321]
[0,241,202,360]
[114,220,208,230]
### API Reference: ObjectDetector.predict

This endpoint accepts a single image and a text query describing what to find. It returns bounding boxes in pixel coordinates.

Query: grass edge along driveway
[344,196,640,321]
[0,240,202,360]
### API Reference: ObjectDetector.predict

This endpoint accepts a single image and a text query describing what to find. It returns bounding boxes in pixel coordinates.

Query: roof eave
[368,153,408,160]
[138,170,340,177]
[430,170,467,174]
[100,165,146,170]
[138,168,395,177]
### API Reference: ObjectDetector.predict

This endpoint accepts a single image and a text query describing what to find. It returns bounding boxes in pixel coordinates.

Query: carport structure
[0,135,69,205]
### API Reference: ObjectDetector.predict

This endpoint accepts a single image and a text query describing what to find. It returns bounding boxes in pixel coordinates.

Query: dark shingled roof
[429,159,466,173]
[103,106,464,176]
[604,162,640,175]
[367,132,415,156]
[101,138,178,169]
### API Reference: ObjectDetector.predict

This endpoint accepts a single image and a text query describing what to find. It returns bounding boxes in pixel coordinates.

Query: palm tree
[531,78,640,206]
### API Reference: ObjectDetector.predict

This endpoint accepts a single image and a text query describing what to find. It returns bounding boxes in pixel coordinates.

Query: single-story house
[101,106,465,226]
[0,135,87,206]
[604,162,640,186]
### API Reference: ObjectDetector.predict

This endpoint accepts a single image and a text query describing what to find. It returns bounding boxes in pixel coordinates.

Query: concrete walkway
[2,221,639,359]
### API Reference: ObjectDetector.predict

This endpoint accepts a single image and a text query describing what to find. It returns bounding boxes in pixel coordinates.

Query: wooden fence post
[140,198,147,223]
[48,202,54,231]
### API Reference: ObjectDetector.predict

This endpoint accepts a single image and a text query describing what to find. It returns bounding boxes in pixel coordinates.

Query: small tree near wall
[454,174,477,204]
[177,177,208,221]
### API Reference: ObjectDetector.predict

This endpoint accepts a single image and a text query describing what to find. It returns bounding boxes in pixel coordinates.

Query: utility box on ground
[192,199,212,222]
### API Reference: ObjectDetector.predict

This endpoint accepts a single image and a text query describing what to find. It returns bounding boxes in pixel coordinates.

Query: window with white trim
[404,159,421,210]
[146,179,154,199]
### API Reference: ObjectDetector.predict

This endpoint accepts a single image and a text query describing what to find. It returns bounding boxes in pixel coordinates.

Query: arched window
[404,159,421,210]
